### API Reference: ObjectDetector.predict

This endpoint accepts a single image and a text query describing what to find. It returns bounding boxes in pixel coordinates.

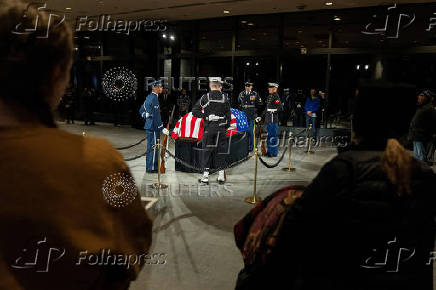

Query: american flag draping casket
[171,108,249,140]
[172,108,250,172]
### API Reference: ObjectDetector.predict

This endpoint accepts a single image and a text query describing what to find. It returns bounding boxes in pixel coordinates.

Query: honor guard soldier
[139,80,169,173]
[260,82,283,157]
[238,82,262,152]
[192,77,232,185]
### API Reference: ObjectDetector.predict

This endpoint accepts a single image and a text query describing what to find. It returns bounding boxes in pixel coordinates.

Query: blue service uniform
[304,96,321,139]
[238,90,262,151]
[262,94,283,157]
[139,92,163,172]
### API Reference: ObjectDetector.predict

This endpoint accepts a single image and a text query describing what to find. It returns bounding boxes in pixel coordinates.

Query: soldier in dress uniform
[192,77,232,185]
[238,81,263,152]
[139,80,169,173]
[260,82,283,157]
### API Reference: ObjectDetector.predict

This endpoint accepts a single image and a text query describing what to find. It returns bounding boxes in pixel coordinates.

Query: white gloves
[162,128,169,136]
[255,117,262,123]
[145,112,150,118]
[207,114,221,121]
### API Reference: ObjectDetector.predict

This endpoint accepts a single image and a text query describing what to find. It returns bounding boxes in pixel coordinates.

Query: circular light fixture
[255,62,259,66]
[246,62,250,66]
[102,67,138,102]
[247,22,254,26]
[365,65,369,70]
[65,7,72,10]
[223,10,230,14]
[241,20,247,24]
[334,16,341,21]
[170,35,175,40]
[325,2,333,6]
[356,65,360,70]
[162,34,167,38]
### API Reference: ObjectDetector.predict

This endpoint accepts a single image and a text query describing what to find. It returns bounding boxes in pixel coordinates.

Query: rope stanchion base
[281,167,296,172]
[244,195,262,204]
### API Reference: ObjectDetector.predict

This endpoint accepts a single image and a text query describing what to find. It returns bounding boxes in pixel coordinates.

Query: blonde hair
[381,139,413,196]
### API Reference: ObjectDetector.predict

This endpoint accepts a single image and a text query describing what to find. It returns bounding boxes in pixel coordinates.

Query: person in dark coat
[409,89,436,162]
[235,82,436,290]
[82,87,95,125]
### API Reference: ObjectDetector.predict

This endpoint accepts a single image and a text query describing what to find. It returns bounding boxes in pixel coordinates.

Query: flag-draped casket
[171,108,250,172]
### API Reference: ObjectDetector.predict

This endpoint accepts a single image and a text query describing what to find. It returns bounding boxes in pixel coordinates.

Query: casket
[175,132,249,173]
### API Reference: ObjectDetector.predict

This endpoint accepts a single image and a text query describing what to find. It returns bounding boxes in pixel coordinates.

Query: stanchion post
[245,123,262,204]
[282,131,296,172]
[306,124,315,155]
[153,139,168,189]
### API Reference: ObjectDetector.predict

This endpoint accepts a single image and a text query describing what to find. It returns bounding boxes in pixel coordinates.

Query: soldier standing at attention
[260,82,283,157]
[238,81,262,152]
[139,80,169,173]
[192,77,232,185]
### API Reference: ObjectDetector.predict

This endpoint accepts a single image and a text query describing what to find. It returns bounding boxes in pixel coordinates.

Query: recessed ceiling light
[246,62,250,66]
[170,35,175,40]
[334,16,341,21]
[223,10,230,14]
[241,20,247,24]
[248,22,254,26]
[65,7,72,10]
[325,2,333,6]
[84,36,90,39]
[433,12,436,15]
[162,34,167,38]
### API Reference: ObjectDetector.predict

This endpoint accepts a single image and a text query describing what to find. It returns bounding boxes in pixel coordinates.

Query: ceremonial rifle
[160,105,175,174]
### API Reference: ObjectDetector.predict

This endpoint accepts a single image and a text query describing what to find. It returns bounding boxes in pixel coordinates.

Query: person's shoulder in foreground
[0,126,152,290]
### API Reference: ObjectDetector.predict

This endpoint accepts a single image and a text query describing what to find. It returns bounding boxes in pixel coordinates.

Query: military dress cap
[148,79,163,88]
[268,82,279,88]
[245,81,254,86]
[209,77,223,83]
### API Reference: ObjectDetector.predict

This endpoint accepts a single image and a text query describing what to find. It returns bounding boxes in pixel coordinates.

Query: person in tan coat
[0,1,153,289]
